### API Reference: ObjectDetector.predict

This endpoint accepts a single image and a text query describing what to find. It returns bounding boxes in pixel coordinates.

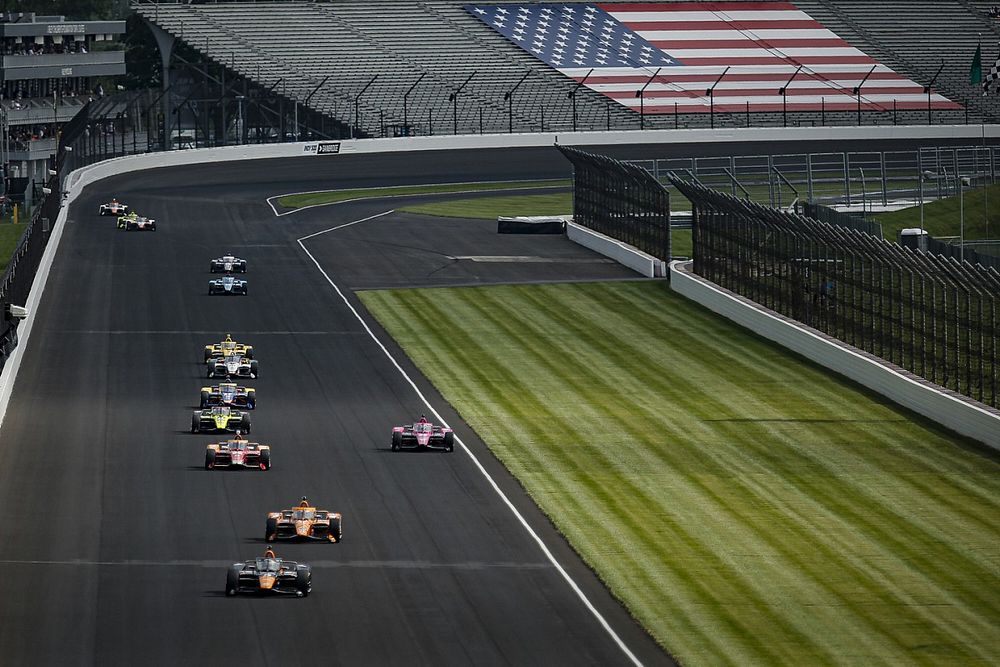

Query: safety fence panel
[558,146,671,262]
[669,174,1000,409]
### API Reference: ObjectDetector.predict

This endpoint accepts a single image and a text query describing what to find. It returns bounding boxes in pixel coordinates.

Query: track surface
[3,139,989,665]
[0,147,663,666]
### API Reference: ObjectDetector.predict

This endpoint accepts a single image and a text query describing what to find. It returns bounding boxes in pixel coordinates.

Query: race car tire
[242,286,248,296]
[244,346,254,360]
[265,517,277,542]
[204,348,212,362]
[295,566,311,597]
[200,390,211,409]
[191,413,201,433]
[240,415,251,433]
[444,431,455,452]
[260,448,271,470]
[207,366,215,378]
[205,449,216,470]
[226,565,241,596]
[150,224,156,231]
[391,431,401,451]
[239,262,247,273]
[249,360,259,378]
[331,516,343,542]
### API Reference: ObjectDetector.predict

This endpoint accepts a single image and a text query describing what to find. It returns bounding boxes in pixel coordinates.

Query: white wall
[566,222,663,277]
[670,261,1000,450]
[65,123,1000,194]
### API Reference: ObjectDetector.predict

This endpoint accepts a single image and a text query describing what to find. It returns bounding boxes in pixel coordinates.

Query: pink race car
[390,417,454,452]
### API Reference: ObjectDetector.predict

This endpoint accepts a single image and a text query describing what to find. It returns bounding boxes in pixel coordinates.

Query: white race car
[208,275,248,295]
[210,255,248,273]
[99,199,129,216]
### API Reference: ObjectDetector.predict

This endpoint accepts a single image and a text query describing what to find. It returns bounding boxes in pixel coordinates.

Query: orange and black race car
[225,546,311,597]
[266,497,342,543]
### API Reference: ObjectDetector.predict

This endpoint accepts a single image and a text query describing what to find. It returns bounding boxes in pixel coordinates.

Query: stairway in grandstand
[134,0,987,135]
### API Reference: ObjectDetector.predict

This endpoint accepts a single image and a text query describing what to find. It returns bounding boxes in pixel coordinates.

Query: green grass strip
[359,281,1000,666]
[875,182,1000,242]
[276,179,570,209]
[0,223,26,271]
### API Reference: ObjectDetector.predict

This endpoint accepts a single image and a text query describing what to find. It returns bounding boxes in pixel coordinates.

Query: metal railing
[670,174,1000,409]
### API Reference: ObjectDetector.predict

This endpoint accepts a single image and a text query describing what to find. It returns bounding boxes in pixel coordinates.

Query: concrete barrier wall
[567,222,661,277]
[670,261,1000,450]
[65,123,1000,194]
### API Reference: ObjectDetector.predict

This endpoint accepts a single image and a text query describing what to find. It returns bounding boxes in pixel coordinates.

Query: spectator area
[135,1,998,134]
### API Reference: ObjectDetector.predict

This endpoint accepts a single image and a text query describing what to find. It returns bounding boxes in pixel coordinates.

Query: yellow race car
[204,333,254,362]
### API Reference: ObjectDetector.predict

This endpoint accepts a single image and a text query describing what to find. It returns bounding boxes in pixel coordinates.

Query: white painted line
[297,210,395,241]
[266,180,568,218]
[297,214,643,667]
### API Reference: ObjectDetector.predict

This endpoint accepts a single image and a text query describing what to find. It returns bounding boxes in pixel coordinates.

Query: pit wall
[670,261,1000,451]
[566,222,666,277]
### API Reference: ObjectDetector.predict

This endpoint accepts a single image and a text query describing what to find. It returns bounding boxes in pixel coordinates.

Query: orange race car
[265,496,342,543]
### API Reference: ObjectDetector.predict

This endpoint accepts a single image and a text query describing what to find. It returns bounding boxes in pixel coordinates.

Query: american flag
[465,2,960,114]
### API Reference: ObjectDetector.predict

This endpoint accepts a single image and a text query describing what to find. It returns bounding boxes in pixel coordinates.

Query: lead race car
[207,354,258,379]
[204,333,254,362]
[266,497,342,543]
[200,382,256,409]
[210,254,247,273]
[208,275,247,295]
[225,546,310,597]
[391,416,454,452]
[98,199,128,216]
[191,405,251,433]
[117,211,156,231]
[205,434,270,470]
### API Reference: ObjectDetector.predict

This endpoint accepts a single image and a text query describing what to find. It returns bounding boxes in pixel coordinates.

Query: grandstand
[133,0,995,141]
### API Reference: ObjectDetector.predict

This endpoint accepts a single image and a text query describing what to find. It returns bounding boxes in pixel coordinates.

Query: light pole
[354,74,378,139]
[403,72,426,137]
[706,66,730,129]
[568,68,594,133]
[779,65,802,128]
[636,67,661,130]
[852,65,876,126]
[504,70,531,134]
[960,175,970,262]
[449,71,476,135]
[859,167,867,216]
[923,60,944,126]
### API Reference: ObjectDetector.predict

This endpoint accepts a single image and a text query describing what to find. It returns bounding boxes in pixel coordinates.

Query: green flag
[971,43,983,85]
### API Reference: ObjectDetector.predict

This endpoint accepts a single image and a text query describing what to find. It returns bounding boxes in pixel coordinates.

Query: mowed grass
[0,224,26,271]
[875,182,1000,242]
[359,281,1000,666]
[276,179,569,209]
[402,192,693,257]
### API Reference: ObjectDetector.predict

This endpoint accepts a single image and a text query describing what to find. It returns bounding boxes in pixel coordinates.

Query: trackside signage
[303,142,341,155]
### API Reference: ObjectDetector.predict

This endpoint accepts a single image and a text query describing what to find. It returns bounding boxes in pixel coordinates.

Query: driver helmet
[418,414,428,424]
[264,546,276,559]
[299,496,310,507]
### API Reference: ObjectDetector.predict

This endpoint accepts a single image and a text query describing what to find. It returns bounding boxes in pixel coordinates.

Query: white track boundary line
[266,179,569,217]
[296,213,643,667]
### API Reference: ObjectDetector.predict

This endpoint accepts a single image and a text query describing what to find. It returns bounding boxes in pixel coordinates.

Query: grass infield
[0,223,26,271]
[359,281,1000,666]
[875,182,1000,242]
[276,180,570,209]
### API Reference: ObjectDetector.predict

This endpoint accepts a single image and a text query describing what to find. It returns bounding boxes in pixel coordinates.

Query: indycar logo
[304,142,341,155]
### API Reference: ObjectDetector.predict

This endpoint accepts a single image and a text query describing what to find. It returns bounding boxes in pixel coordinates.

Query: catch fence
[670,174,1000,409]
[558,145,671,261]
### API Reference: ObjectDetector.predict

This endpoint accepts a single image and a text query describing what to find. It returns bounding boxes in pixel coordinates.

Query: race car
[117,211,156,231]
[207,354,258,379]
[204,333,254,362]
[266,497,342,543]
[391,417,454,452]
[208,275,247,295]
[191,405,251,433]
[225,547,310,597]
[99,199,128,216]
[200,382,256,409]
[205,435,270,470]
[210,255,247,273]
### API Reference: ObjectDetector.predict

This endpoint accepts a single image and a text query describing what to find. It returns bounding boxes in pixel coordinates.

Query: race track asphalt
[3,137,986,665]
[0,147,667,667]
